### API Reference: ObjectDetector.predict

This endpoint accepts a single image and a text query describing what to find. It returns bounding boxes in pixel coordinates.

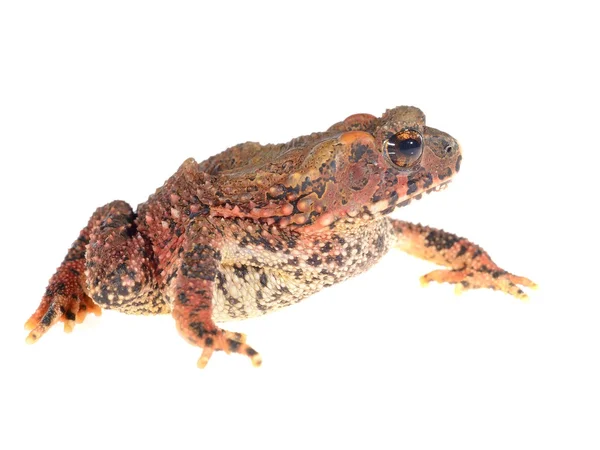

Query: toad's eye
[384,129,423,168]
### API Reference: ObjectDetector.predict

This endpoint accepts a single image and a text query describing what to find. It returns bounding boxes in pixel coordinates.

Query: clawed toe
[420,267,536,300]
[195,330,262,369]
[25,293,101,344]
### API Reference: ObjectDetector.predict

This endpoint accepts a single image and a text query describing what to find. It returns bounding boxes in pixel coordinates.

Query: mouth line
[425,180,450,194]
[392,180,452,210]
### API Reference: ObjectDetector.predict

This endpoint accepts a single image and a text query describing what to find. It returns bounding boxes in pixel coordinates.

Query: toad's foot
[195,329,262,369]
[420,267,537,300]
[391,220,537,300]
[25,264,102,343]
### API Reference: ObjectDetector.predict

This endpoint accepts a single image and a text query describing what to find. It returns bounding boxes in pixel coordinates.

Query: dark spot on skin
[180,244,221,280]
[216,271,228,295]
[233,264,249,279]
[321,242,333,253]
[93,285,112,306]
[117,282,135,297]
[65,311,76,321]
[455,155,462,172]
[52,282,66,296]
[380,205,396,215]
[246,347,258,357]
[256,301,268,311]
[40,314,53,327]
[407,180,418,195]
[461,281,470,288]
[288,257,299,266]
[256,290,263,300]
[227,295,241,306]
[311,179,329,198]
[423,173,433,189]
[374,234,386,252]
[332,235,345,245]
[178,292,189,305]
[189,205,209,219]
[301,177,311,192]
[438,167,453,181]
[166,268,178,284]
[189,321,208,338]
[425,230,459,251]
[492,271,504,279]
[456,245,467,257]
[307,254,322,266]
[279,285,291,295]
[294,269,303,278]
[260,273,268,287]
[228,339,241,352]
[350,143,370,163]
[40,305,58,326]
[204,337,214,347]
[251,235,280,253]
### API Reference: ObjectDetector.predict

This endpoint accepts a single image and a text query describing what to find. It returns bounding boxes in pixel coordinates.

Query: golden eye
[384,129,423,168]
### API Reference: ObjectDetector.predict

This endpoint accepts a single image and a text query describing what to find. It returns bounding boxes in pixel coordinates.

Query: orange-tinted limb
[390,220,537,299]
[25,219,103,343]
[171,219,262,368]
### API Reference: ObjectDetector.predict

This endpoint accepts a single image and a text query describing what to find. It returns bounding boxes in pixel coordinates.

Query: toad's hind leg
[84,201,167,315]
[390,220,537,299]
[170,222,261,368]
[25,201,166,344]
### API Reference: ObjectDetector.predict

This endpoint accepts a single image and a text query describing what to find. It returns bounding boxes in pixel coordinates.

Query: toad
[25,106,536,368]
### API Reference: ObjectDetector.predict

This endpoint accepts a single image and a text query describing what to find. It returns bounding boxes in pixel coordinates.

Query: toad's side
[25,106,536,368]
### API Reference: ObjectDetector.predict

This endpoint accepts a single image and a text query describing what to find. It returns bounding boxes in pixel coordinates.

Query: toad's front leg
[390,220,536,299]
[170,223,261,368]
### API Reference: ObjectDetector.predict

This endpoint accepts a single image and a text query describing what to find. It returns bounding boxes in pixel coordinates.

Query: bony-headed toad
[25,106,536,368]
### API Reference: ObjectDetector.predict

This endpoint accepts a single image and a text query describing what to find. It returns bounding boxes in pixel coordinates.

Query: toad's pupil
[396,138,420,155]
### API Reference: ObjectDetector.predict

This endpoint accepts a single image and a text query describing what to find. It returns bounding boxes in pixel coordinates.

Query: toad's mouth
[393,179,452,210]
[425,180,451,194]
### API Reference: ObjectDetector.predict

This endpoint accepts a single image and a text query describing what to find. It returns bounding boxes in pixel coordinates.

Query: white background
[1,1,598,449]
